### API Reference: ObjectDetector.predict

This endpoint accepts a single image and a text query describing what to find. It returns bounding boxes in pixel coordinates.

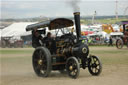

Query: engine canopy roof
[26,18,74,31]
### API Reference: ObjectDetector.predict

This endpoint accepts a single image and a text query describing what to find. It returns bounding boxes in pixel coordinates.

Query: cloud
[1,1,47,9]
[119,1,128,8]
[1,0,128,19]
[1,1,70,18]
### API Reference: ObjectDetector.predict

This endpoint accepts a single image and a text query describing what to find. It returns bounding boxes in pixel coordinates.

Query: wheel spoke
[33,59,39,62]
[35,65,41,70]
[95,66,98,70]
[91,66,93,70]
[92,68,95,73]
[95,68,97,73]
[91,58,94,64]
[96,63,100,66]
[39,50,43,59]
[96,65,100,69]
[94,58,97,62]
[95,61,99,64]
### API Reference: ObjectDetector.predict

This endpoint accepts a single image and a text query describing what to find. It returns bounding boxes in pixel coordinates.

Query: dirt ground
[1,47,128,85]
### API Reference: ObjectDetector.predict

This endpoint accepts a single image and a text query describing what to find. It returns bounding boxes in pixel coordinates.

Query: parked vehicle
[116,21,128,49]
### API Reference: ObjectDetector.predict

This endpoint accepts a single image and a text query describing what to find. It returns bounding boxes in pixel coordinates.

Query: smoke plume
[69,0,81,12]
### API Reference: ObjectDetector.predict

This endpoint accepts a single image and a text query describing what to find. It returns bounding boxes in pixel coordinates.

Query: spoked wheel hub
[69,66,73,71]
[92,63,97,68]
[38,59,43,65]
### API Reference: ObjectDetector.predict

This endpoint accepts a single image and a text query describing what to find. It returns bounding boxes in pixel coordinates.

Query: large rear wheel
[32,47,52,77]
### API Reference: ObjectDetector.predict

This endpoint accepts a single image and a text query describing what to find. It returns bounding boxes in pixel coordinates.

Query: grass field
[0,46,128,85]
[81,18,128,24]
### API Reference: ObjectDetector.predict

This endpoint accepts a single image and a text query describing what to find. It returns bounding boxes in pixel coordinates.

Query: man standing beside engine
[32,29,44,48]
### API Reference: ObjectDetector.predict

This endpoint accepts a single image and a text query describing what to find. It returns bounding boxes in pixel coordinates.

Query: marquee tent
[1,22,36,37]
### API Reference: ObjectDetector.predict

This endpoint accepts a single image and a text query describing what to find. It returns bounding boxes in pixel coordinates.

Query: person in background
[104,37,108,44]
[88,38,92,45]
[108,36,113,46]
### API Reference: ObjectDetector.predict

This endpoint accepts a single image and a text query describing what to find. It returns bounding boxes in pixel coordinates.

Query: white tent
[110,32,123,36]
[112,24,120,32]
[1,22,36,37]
[88,31,107,38]
[81,25,89,31]
[97,31,107,37]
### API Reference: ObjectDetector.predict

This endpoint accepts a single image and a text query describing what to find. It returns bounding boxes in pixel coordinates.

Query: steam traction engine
[116,21,128,49]
[26,12,102,79]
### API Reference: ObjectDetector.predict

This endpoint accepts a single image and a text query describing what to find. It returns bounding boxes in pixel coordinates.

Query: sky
[1,0,128,19]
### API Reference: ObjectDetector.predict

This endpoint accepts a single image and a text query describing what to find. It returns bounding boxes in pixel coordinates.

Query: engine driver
[43,32,52,46]
[43,32,56,54]
[32,29,43,48]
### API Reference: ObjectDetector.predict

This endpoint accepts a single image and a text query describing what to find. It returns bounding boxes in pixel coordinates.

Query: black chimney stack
[74,12,81,41]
